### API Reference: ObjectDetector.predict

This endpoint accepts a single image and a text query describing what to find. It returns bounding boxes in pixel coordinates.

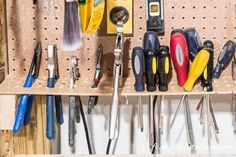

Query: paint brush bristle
[63,0,82,51]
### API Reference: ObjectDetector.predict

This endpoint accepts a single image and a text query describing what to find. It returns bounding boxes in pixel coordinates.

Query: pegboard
[1,0,236,95]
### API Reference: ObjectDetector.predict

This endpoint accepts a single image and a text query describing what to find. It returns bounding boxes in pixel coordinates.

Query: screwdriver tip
[141,128,144,132]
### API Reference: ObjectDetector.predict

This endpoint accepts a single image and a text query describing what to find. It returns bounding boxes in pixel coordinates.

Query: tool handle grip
[213,40,236,78]
[23,95,34,125]
[55,95,64,125]
[143,31,160,52]
[170,30,189,86]
[158,46,170,91]
[145,50,157,91]
[184,28,202,62]
[183,49,210,92]
[132,47,145,92]
[201,40,214,91]
[46,95,54,139]
[13,75,34,133]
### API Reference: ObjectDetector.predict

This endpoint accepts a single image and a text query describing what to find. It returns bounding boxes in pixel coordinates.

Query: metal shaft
[138,96,143,132]
[170,95,185,128]
[69,96,76,147]
[109,65,120,140]
[149,95,154,151]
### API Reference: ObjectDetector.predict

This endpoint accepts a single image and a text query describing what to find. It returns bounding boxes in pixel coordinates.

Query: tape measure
[79,0,105,34]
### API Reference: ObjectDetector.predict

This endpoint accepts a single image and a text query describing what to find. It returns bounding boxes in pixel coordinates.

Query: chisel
[131,47,145,131]
[213,40,236,78]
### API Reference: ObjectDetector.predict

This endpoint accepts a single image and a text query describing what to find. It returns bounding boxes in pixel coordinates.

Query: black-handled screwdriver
[201,40,214,91]
[132,47,145,132]
[157,46,170,91]
[213,40,236,78]
[143,31,160,92]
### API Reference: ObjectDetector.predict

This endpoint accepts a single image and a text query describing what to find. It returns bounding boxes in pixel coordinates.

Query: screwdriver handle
[201,40,214,91]
[132,47,145,92]
[23,95,34,125]
[143,31,160,52]
[157,46,170,91]
[55,95,64,125]
[13,75,34,133]
[184,28,202,62]
[143,31,159,92]
[46,77,55,139]
[183,49,210,92]
[170,29,189,86]
[213,40,236,78]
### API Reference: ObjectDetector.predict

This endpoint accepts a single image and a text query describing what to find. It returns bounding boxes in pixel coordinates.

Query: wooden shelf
[0,74,235,96]
[14,155,236,157]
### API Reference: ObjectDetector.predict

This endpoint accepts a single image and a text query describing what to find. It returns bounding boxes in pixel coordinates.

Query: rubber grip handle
[46,77,55,139]
[183,49,210,92]
[46,95,54,139]
[201,40,214,91]
[213,40,236,78]
[13,75,34,133]
[157,46,170,91]
[23,95,34,125]
[170,29,189,86]
[55,95,64,125]
[184,28,202,62]
[144,49,157,92]
[131,47,145,92]
[143,31,160,52]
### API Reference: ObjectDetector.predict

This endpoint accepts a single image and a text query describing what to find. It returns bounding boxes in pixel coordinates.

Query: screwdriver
[131,47,145,131]
[183,48,210,92]
[143,31,160,153]
[213,40,236,78]
[157,46,170,91]
[184,28,202,62]
[201,40,214,91]
[170,29,189,86]
[143,31,160,92]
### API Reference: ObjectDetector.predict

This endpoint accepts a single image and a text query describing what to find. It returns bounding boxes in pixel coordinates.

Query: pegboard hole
[55,38,58,40]
[55,6,58,9]
[55,17,58,20]
[33,28,36,30]
[45,38,48,41]
[12,48,15,51]
[13,69,15,71]
[23,69,26,71]
[55,27,58,30]
[107,68,111,71]
[87,38,90,41]
[66,58,69,61]
[213,27,216,29]
[171,6,174,9]
[44,28,47,30]
[44,17,47,20]
[172,17,174,19]
[66,69,69,71]
[45,58,48,61]
[203,6,206,9]
[203,17,206,19]
[213,37,216,39]
[214,6,217,8]
[139,6,143,9]
[139,38,142,40]
[139,27,142,30]
[33,38,36,41]
[87,68,90,71]
[12,59,15,61]
[202,27,205,29]
[213,17,216,19]
[182,17,185,19]
[182,6,185,9]
[139,17,142,19]
[87,58,90,61]
[32,6,35,9]
[193,17,196,19]
[224,27,227,29]
[23,59,26,61]
[87,48,90,50]
[193,6,196,9]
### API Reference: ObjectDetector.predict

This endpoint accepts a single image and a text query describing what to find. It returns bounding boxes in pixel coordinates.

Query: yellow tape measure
[79,0,105,34]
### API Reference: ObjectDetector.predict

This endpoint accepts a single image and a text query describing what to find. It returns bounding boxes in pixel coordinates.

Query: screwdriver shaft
[138,96,144,132]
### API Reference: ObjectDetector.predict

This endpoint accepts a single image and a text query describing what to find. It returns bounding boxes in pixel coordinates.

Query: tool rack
[0,0,236,156]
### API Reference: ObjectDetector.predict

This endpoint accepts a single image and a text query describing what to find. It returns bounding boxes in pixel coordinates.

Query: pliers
[13,42,42,133]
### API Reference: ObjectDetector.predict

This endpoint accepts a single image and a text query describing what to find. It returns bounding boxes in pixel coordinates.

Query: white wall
[58,95,236,155]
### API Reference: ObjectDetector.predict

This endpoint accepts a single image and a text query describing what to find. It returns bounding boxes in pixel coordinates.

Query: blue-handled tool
[46,44,64,139]
[13,42,42,133]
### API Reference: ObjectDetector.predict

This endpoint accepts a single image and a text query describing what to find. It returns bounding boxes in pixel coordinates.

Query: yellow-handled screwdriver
[183,49,210,92]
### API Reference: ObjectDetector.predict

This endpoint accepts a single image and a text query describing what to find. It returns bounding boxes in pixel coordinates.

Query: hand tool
[69,56,80,148]
[213,40,236,78]
[156,95,164,153]
[107,0,133,34]
[149,95,156,153]
[232,93,236,134]
[170,29,189,86]
[13,42,42,133]
[63,0,83,51]
[184,28,202,62]
[183,48,210,92]
[232,56,236,81]
[46,44,64,139]
[88,44,103,114]
[170,95,195,152]
[201,40,214,91]
[146,0,165,35]
[131,47,145,131]
[183,95,195,152]
[79,0,105,34]
[143,31,160,92]
[106,20,124,154]
[157,46,170,91]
